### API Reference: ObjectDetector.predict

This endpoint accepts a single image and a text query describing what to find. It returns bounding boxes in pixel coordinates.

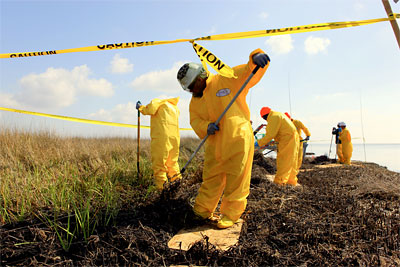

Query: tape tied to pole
[0,107,193,130]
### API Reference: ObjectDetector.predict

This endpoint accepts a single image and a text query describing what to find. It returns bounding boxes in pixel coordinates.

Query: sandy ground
[1,153,399,266]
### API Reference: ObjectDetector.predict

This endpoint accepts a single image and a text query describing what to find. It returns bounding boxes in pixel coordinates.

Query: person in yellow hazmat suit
[136,97,181,190]
[255,107,300,186]
[332,123,344,163]
[337,121,353,165]
[284,112,311,171]
[176,49,270,229]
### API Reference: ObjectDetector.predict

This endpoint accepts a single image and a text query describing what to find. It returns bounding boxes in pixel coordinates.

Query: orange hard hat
[260,107,271,118]
[284,112,292,120]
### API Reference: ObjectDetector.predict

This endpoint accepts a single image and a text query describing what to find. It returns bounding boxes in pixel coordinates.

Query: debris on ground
[1,152,399,266]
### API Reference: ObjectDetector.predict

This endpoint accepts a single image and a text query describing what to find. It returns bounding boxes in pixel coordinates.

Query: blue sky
[1,0,399,143]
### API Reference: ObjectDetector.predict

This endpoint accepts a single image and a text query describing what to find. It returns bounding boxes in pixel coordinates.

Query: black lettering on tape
[98,45,106,49]
[278,28,289,32]
[115,43,123,48]
[10,54,17,58]
[206,53,216,64]
[106,44,115,49]
[192,44,199,53]
[214,60,225,70]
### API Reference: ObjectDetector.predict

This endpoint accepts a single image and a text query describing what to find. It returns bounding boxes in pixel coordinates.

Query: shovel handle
[180,65,261,175]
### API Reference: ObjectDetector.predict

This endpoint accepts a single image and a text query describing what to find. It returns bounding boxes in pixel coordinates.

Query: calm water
[305,143,400,173]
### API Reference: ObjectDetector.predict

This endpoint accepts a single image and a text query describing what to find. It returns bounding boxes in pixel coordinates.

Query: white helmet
[177,63,206,91]
[337,121,346,127]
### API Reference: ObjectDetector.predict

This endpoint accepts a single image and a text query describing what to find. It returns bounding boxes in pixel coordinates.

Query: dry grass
[0,128,202,227]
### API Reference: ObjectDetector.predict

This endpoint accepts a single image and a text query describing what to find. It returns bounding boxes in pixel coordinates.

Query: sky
[1,0,399,144]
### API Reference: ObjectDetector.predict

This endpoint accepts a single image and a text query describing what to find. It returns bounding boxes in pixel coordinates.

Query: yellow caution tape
[192,42,237,78]
[1,14,398,59]
[195,14,400,41]
[0,107,193,131]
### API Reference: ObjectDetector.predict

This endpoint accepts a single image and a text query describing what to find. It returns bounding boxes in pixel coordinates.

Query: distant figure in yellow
[284,112,311,171]
[332,122,344,163]
[337,121,353,165]
[255,107,299,186]
[136,97,181,190]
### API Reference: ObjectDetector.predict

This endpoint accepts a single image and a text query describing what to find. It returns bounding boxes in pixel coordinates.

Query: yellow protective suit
[292,119,311,171]
[189,48,268,222]
[339,128,353,165]
[139,97,180,189]
[336,144,344,163]
[258,111,299,185]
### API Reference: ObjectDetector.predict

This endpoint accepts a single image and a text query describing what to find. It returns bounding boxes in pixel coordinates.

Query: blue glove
[255,140,260,149]
[252,53,270,68]
[136,101,142,110]
[207,123,219,135]
[337,127,342,132]
[305,136,310,141]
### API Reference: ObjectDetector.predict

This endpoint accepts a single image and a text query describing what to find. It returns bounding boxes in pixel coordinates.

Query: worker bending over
[177,49,270,229]
[136,97,181,190]
[256,107,300,186]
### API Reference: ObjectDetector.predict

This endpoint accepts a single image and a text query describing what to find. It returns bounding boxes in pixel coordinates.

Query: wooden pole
[137,110,141,179]
[382,0,400,49]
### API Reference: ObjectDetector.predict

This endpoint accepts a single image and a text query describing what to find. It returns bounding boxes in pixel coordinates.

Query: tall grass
[0,129,202,250]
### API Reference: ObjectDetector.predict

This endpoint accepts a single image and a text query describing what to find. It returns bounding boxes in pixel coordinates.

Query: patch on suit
[216,88,231,97]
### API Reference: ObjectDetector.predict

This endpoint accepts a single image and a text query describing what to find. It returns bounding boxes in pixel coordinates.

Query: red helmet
[260,107,271,118]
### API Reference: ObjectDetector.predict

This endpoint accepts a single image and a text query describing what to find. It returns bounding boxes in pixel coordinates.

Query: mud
[1,153,399,266]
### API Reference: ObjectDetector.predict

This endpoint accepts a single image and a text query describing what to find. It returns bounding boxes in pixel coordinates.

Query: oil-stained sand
[1,153,399,266]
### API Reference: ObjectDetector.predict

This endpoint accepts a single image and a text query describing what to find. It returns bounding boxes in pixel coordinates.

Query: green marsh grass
[0,129,202,250]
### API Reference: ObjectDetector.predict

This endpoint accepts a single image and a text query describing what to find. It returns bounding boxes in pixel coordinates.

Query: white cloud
[130,61,185,93]
[304,36,331,55]
[88,102,137,124]
[110,54,133,74]
[259,12,268,20]
[207,26,217,35]
[12,65,113,111]
[265,35,294,55]
[0,93,22,108]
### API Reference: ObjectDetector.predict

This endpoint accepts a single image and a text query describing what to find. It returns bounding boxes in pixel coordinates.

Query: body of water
[305,143,400,173]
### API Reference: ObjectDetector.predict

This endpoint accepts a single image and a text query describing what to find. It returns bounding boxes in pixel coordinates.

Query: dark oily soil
[1,153,400,266]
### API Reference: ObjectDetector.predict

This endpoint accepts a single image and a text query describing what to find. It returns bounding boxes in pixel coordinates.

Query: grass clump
[0,128,202,250]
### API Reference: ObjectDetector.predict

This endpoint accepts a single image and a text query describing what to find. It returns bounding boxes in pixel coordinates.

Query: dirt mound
[308,155,336,164]
[1,156,400,266]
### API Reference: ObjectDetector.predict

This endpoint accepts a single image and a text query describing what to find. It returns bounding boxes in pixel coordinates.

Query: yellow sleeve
[339,129,351,143]
[258,114,281,147]
[139,99,162,116]
[189,99,210,139]
[299,120,311,137]
[346,129,351,142]
[229,48,269,96]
